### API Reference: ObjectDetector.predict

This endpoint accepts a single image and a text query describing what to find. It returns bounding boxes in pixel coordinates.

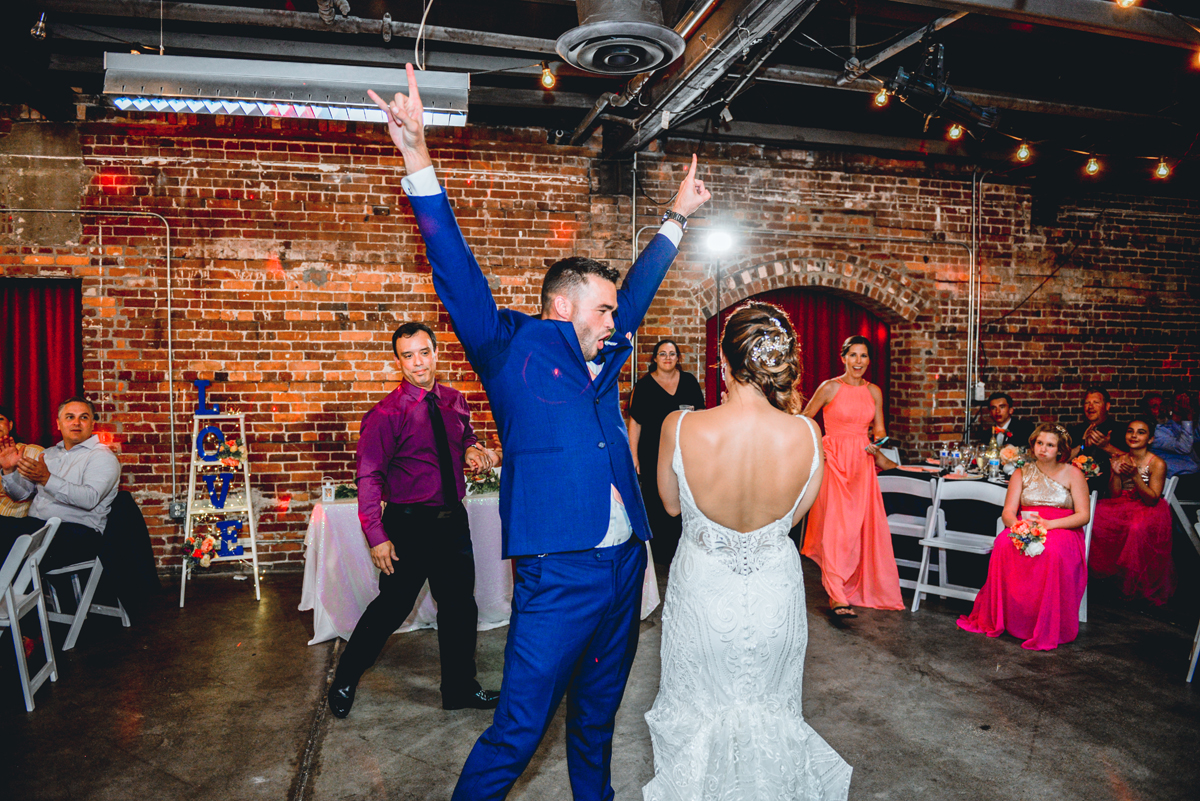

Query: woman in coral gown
[958,424,1092,650]
[1089,415,1174,605]
[801,335,903,617]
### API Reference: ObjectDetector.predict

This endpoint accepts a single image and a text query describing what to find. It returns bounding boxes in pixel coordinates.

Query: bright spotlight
[706,230,733,254]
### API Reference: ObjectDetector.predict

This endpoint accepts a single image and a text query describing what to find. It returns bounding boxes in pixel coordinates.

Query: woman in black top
[628,339,706,564]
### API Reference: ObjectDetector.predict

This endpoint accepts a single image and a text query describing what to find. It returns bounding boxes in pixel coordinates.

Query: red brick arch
[691,255,928,323]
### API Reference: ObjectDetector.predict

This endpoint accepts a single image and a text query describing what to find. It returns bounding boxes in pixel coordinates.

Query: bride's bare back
[658,399,823,533]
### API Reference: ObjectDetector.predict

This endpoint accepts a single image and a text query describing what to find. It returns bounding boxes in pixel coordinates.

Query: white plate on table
[944,473,985,480]
[899,465,940,473]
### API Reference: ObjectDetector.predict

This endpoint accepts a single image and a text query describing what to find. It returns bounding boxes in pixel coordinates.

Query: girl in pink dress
[801,336,904,617]
[958,424,1092,650]
[1089,415,1175,605]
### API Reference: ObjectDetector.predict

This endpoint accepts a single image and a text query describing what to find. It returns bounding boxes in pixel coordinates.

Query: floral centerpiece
[1009,517,1048,557]
[999,444,1026,475]
[185,531,219,569]
[467,467,501,495]
[1071,454,1101,478]
[334,483,357,499]
[217,437,247,468]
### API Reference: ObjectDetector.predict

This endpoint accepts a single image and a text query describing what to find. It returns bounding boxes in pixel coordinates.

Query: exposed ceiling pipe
[837,11,966,85]
[569,0,723,146]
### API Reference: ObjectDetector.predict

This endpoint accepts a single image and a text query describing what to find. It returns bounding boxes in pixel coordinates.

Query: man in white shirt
[0,397,121,569]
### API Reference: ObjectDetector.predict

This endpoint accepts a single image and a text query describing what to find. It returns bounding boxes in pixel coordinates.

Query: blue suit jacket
[409,190,679,558]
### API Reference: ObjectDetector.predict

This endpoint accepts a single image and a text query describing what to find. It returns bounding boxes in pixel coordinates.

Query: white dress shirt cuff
[401,165,441,197]
[658,222,684,248]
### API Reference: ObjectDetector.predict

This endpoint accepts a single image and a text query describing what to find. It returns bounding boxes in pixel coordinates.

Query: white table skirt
[299,497,661,645]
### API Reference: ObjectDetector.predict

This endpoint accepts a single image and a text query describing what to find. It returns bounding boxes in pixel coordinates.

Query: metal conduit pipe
[970,170,991,439]
[569,0,724,146]
[5,207,179,499]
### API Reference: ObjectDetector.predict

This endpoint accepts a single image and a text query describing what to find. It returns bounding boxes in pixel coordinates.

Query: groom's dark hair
[541,257,620,314]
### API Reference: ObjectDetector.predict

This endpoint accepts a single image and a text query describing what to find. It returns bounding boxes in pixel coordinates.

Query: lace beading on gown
[643,412,852,801]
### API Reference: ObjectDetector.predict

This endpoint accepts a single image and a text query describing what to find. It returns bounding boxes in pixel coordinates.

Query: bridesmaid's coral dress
[801,381,904,610]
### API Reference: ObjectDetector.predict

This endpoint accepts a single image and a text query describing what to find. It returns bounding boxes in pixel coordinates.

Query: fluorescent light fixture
[103,53,469,127]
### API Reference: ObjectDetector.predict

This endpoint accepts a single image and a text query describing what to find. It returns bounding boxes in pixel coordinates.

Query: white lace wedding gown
[643,412,852,801]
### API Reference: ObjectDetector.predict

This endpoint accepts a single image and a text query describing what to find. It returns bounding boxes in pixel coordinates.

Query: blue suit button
[598,442,606,448]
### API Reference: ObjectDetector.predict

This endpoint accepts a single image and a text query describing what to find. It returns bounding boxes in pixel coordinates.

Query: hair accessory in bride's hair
[749,322,792,368]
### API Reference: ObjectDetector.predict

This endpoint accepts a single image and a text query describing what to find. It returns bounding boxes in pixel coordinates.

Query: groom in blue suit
[370,67,711,800]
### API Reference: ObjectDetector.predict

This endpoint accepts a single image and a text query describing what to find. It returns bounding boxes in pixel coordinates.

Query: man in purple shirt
[328,322,500,718]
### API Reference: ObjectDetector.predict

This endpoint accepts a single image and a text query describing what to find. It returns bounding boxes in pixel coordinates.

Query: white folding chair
[1164,476,1200,556]
[1190,511,1200,684]
[45,555,130,651]
[1079,491,1098,623]
[879,475,941,590]
[0,518,60,711]
[911,479,1008,612]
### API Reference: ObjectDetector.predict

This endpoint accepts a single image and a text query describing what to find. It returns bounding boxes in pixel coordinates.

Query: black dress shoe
[328,682,357,718]
[442,689,500,710]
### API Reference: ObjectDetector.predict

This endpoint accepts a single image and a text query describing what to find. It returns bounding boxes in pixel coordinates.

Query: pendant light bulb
[873,87,889,107]
[1016,142,1031,162]
[1115,0,1138,8]
[540,62,557,90]
[1154,158,1171,179]
[1085,157,1101,176]
[947,123,964,141]
[30,12,48,41]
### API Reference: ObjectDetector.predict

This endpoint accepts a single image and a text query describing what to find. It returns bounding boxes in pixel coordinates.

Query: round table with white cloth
[299,495,661,645]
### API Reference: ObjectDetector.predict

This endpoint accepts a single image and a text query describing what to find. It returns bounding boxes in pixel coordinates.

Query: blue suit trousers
[452,537,647,801]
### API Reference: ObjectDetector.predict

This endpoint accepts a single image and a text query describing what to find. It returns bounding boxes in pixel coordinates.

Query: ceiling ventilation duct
[556,0,685,75]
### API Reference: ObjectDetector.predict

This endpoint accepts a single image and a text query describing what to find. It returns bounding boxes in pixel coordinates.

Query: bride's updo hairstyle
[721,302,803,413]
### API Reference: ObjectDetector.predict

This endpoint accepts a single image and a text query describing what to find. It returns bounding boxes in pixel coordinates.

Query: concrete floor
[3,562,1198,801]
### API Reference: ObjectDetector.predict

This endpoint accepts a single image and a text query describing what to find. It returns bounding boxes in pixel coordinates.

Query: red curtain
[1,279,83,447]
[705,288,890,422]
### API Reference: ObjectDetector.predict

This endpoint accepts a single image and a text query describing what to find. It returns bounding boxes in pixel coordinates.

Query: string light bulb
[1115,0,1138,8]
[947,123,964,141]
[1154,158,1171,179]
[1016,142,1031,162]
[873,87,889,107]
[540,62,556,90]
[1085,156,1101,176]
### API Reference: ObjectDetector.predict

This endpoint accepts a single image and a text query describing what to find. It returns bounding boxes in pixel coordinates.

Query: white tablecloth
[299,497,661,645]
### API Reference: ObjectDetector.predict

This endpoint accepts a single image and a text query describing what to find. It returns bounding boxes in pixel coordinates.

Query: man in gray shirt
[0,397,121,569]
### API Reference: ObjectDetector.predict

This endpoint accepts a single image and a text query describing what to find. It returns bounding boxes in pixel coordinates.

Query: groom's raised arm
[370,68,510,368]
[614,154,711,334]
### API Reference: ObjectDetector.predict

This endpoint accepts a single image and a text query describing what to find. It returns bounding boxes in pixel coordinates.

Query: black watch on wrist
[661,210,688,230]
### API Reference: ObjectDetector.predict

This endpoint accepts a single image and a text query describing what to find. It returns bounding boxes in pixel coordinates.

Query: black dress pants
[0,515,101,570]
[334,501,481,700]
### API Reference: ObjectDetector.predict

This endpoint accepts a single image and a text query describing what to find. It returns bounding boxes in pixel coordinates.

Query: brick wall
[2,108,1197,571]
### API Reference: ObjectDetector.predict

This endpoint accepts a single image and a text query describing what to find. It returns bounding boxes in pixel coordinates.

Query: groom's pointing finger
[406,63,423,108]
[367,89,391,114]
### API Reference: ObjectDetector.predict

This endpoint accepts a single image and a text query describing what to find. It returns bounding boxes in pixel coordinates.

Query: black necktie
[425,391,458,507]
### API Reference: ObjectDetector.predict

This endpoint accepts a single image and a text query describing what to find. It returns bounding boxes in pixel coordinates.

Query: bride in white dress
[643,303,852,801]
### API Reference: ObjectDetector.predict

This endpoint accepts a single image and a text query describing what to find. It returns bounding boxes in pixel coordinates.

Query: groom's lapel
[551,320,591,378]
